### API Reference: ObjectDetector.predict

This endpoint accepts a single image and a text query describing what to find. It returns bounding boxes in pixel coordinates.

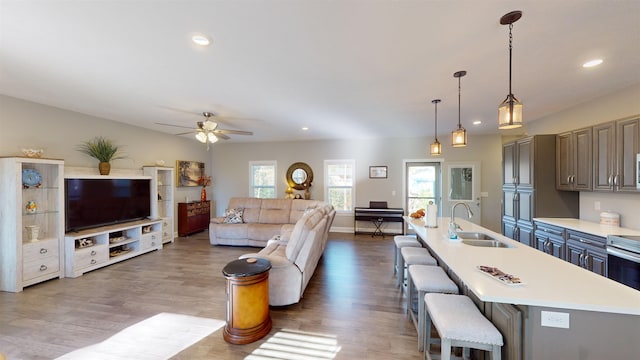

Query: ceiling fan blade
[215,129,253,135]
[175,130,196,136]
[155,122,194,129]
[215,133,230,140]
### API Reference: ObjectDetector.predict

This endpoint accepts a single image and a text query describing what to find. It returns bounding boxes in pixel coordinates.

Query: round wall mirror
[286,162,313,190]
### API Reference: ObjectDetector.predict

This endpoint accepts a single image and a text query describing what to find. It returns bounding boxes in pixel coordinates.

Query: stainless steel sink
[457,232,497,241]
[461,239,511,248]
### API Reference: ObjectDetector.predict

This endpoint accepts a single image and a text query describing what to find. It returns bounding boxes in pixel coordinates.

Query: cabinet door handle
[584,254,590,269]
[607,175,613,186]
[613,174,619,186]
[579,253,584,267]
[90,259,97,265]
[39,265,48,271]
[40,248,47,254]
[90,250,97,256]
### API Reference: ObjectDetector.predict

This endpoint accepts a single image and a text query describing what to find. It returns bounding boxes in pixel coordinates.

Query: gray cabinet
[592,121,616,190]
[501,136,579,245]
[615,117,639,192]
[556,127,592,191]
[566,230,608,277]
[533,222,566,260]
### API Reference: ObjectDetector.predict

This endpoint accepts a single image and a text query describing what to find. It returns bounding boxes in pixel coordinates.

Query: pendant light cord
[457,75,462,129]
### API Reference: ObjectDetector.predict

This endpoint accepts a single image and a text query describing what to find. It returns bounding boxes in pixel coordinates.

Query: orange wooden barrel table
[222,257,272,344]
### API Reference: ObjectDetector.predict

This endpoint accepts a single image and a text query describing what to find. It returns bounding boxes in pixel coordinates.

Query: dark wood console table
[354,207,404,236]
[178,200,210,236]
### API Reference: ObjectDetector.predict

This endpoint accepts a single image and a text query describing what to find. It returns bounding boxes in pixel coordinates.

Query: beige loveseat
[209,197,326,247]
[239,202,335,306]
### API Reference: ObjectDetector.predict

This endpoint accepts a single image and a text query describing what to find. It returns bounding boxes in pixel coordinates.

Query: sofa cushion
[212,223,249,239]
[285,210,324,261]
[289,200,323,223]
[248,224,283,241]
[223,208,244,224]
[258,199,292,224]
[228,197,262,223]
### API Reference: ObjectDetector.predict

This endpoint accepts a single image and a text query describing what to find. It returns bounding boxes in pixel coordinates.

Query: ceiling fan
[156,112,253,147]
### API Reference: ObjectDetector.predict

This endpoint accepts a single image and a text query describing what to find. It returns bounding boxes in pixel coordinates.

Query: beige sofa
[209,197,326,247]
[240,203,335,306]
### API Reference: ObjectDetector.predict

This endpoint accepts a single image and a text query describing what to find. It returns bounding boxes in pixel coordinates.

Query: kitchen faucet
[449,202,474,238]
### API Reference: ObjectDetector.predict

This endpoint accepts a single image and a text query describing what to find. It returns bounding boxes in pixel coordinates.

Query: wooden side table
[222,257,272,344]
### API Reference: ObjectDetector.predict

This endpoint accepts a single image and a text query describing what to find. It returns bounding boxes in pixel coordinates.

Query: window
[324,160,355,213]
[250,161,276,198]
[405,161,441,215]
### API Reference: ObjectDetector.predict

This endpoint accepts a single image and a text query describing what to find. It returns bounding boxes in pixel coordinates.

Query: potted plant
[77,136,126,175]
[198,174,211,201]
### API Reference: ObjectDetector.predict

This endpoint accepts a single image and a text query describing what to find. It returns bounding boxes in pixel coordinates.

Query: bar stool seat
[397,247,437,287]
[407,265,459,351]
[394,235,422,277]
[424,293,503,360]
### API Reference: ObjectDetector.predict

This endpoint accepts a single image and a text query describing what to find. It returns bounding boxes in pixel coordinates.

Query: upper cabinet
[591,117,639,192]
[0,157,65,292]
[556,127,592,191]
[502,137,534,188]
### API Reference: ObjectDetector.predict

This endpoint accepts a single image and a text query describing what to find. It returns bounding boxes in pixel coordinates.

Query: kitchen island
[406,216,640,360]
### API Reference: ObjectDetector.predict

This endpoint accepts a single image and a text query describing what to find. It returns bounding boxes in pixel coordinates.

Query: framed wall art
[369,166,388,179]
[176,160,204,187]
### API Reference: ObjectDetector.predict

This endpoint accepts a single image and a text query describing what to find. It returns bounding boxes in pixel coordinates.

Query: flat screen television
[65,178,151,232]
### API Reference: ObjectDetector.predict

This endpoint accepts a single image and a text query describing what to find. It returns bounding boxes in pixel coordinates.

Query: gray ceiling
[1,0,639,143]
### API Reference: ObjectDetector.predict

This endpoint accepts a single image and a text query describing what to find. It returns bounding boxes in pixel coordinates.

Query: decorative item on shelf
[22,168,42,188]
[143,225,152,233]
[77,238,94,248]
[25,200,37,214]
[285,187,294,199]
[76,136,126,175]
[452,70,468,147]
[21,148,44,158]
[498,10,524,130]
[25,225,40,242]
[198,174,211,202]
[303,182,311,200]
[430,99,442,155]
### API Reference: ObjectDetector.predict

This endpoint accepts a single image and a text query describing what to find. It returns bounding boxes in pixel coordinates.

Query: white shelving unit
[64,219,162,278]
[143,166,175,244]
[0,157,65,292]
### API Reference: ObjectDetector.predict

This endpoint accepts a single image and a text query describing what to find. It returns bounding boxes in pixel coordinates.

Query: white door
[443,161,481,225]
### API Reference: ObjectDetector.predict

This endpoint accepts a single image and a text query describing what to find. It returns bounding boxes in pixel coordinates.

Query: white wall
[211,134,504,232]
[527,83,640,229]
[0,95,212,229]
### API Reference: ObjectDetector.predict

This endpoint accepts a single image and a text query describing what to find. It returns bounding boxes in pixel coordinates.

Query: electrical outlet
[594,201,601,210]
[541,311,570,329]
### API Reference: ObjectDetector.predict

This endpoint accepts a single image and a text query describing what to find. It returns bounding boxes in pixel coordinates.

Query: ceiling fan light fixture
[207,132,219,143]
[195,131,207,143]
[498,10,524,130]
[452,70,468,147]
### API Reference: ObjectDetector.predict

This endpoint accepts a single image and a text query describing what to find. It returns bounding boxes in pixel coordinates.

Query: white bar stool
[397,247,437,287]
[424,293,503,360]
[407,265,459,351]
[393,235,421,277]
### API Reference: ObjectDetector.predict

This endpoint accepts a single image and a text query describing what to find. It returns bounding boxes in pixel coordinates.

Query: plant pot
[99,162,111,175]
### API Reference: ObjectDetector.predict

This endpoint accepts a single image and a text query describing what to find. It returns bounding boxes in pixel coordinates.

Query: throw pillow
[223,208,244,224]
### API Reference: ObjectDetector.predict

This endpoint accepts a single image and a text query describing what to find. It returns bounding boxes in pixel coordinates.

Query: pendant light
[498,10,523,129]
[451,70,467,147]
[430,99,442,155]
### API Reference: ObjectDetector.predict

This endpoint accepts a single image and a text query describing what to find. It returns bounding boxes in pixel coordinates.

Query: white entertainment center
[0,161,176,292]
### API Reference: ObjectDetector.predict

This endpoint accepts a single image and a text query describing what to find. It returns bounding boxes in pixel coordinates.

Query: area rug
[245,329,341,360]
[55,312,225,360]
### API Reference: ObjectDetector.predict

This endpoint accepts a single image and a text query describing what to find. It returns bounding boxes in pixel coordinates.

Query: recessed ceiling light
[192,34,211,46]
[301,127,309,131]
[473,120,482,125]
[583,59,603,68]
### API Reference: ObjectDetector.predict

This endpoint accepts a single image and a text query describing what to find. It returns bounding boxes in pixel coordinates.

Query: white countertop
[406,217,640,315]
[533,217,640,238]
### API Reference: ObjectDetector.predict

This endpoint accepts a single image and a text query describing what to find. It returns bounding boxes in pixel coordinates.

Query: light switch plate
[541,310,570,329]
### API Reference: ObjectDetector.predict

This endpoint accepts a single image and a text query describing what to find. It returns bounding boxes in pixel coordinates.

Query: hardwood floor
[0,232,424,359]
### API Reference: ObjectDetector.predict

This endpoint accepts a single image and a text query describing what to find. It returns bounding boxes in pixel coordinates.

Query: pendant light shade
[452,70,467,147]
[430,99,442,156]
[498,10,523,130]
